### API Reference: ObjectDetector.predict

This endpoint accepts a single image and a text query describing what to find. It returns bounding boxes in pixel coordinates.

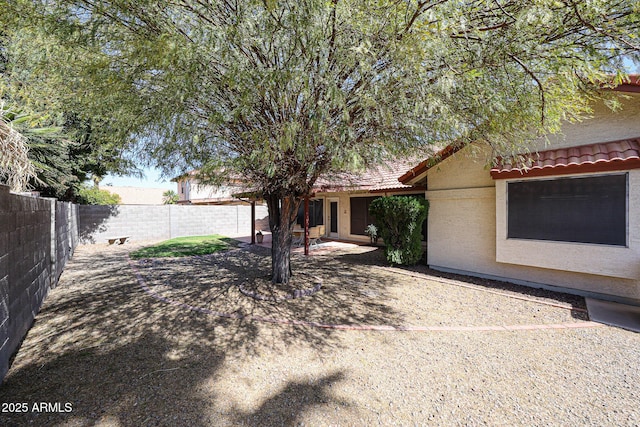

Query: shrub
[75,184,121,205]
[368,196,428,265]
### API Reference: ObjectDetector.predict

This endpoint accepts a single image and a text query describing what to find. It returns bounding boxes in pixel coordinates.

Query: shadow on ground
[133,244,409,331]
[338,248,588,319]
[0,246,350,426]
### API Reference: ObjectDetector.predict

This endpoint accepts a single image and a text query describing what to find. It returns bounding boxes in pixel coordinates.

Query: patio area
[0,242,638,426]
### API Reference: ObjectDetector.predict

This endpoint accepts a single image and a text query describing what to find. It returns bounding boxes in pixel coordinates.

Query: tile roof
[314,157,425,193]
[612,74,640,93]
[490,138,640,179]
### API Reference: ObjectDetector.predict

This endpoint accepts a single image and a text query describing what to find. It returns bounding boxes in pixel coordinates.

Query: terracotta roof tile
[315,157,424,193]
[612,74,640,93]
[490,138,640,179]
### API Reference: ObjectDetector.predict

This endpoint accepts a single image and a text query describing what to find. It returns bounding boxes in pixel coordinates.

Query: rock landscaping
[0,242,638,426]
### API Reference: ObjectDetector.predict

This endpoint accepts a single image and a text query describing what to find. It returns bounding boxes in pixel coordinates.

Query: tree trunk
[266,192,300,284]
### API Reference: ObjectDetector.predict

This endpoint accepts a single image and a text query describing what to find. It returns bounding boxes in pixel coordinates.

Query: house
[173,170,252,205]
[302,158,427,242]
[175,159,429,241]
[400,79,640,305]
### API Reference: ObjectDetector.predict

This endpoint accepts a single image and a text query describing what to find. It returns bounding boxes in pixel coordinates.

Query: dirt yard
[0,243,638,426]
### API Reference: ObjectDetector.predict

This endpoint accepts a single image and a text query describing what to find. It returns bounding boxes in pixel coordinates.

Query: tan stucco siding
[425,142,640,302]
[426,187,496,273]
[315,190,425,243]
[176,178,244,203]
[427,145,494,191]
[310,192,366,242]
[427,185,640,301]
[529,93,640,151]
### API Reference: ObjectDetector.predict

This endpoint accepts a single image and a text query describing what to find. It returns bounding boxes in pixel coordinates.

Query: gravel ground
[0,242,638,426]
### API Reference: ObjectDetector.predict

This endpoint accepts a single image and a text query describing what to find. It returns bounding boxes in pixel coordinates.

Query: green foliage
[75,184,121,205]
[369,196,428,266]
[1,20,142,198]
[130,235,239,259]
[162,190,179,205]
[365,224,378,242]
[8,0,640,189]
[4,0,638,281]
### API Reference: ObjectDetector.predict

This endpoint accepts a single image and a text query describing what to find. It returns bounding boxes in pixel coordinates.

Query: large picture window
[507,174,627,246]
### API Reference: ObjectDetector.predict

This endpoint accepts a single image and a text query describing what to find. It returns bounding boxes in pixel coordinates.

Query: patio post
[251,200,256,245]
[304,196,310,256]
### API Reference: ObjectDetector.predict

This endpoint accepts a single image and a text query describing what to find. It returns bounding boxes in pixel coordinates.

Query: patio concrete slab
[586,298,640,332]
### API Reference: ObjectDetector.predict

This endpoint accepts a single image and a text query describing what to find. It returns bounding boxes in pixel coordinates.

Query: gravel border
[0,243,638,426]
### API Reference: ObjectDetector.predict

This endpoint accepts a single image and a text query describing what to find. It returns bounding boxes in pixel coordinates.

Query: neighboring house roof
[314,157,427,194]
[490,138,640,179]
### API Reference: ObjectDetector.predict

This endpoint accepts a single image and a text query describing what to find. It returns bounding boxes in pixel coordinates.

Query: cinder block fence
[78,203,269,244]
[0,185,79,382]
[0,185,268,383]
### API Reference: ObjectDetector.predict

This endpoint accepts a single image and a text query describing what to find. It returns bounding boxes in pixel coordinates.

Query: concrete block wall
[0,185,79,382]
[170,204,269,238]
[1,198,266,383]
[79,204,269,244]
[54,202,79,284]
[78,205,170,243]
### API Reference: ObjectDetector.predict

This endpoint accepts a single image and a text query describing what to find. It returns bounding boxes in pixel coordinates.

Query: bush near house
[369,196,428,266]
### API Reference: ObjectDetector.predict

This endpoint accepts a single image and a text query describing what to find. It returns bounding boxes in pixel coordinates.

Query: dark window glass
[350,196,379,235]
[296,199,324,227]
[507,174,627,246]
[330,202,338,233]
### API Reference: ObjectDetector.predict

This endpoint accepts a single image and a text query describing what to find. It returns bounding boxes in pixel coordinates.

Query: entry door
[328,199,339,237]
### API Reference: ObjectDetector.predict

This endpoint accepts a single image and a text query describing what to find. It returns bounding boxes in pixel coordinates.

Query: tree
[0,101,36,191]
[162,190,179,205]
[10,0,639,284]
[75,183,121,205]
[0,19,142,199]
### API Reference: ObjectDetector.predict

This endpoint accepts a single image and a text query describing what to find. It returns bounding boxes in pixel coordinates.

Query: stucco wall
[426,145,494,191]
[308,192,368,243]
[425,144,640,303]
[314,190,426,243]
[530,93,640,151]
[176,178,245,203]
[426,187,496,273]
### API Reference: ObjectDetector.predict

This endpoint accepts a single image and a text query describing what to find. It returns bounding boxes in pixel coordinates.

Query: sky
[103,167,177,190]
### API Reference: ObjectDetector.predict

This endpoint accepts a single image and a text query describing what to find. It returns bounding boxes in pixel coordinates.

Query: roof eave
[398,144,463,185]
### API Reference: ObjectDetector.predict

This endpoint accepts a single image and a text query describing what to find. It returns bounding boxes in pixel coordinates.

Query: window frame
[349,195,379,236]
[296,198,324,228]
[506,172,629,247]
